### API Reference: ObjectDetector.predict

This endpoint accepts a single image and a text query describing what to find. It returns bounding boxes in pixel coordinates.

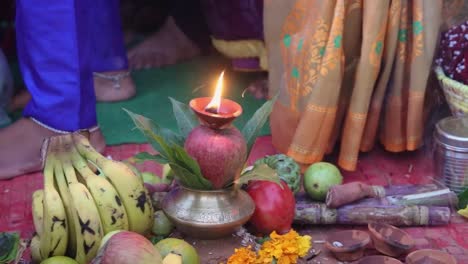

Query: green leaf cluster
[0,232,20,264]
[125,108,212,190]
[231,164,282,188]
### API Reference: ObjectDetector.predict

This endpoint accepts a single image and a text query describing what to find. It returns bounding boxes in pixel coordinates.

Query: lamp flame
[205,71,224,114]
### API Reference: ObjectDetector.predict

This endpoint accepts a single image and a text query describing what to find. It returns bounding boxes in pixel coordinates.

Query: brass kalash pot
[162,95,255,239]
[162,186,255,239]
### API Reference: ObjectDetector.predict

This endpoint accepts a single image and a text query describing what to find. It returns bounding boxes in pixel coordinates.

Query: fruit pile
[246,155,343,236]
[30,133,154,264]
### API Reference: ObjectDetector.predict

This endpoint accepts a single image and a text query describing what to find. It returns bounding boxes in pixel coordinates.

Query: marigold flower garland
[227,229,312,264]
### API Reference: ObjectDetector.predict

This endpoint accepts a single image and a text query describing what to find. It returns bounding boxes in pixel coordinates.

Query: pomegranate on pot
[184,125,247,189]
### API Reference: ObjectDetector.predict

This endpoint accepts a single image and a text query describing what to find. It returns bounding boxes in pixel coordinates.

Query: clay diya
[368,223,414,257]
[357,255,403,264]
[189,97,242,129]
[325,230,370,261]
[406,249,457,264]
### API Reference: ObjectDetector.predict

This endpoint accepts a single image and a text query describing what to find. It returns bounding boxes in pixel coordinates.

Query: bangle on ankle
[93,71,131,89]
[30,117,100,135]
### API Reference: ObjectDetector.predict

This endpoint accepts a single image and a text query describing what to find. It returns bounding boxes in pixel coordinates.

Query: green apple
[152,210,174,236]
[304,162,343,201]
[155,238,200,264]
[142,172,163,185]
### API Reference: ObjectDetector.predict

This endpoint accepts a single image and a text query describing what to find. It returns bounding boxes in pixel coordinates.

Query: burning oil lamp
[184,71,248,189]
[189,71,243,129]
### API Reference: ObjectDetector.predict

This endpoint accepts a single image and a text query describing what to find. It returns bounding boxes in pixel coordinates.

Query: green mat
[6,55,270,145]
[97,55,270,145]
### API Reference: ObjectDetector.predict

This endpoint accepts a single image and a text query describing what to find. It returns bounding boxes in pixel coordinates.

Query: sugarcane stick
[358,189,458,207]
[305,183,443,208]
[294,203,450,226]
[325,182,385,208]
[320,184,458,208]
[381,184,441,196]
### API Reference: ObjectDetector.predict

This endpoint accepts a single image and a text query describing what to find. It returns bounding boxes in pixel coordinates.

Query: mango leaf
[171,143,212,189]
[169,162,212,190]
[124,108,183,155]
[458,187,468,210]
[125,108,212,190]
[241,94,278,155]
[169,97,199,139]
[133,152,168,164]
[143,126,174,160]
[232,164,282,187]
[172,144,203,177]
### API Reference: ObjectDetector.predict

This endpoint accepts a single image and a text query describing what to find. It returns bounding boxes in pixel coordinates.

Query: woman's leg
[127,0,210,70]
[0,0,103,179]
[91,0,136,102]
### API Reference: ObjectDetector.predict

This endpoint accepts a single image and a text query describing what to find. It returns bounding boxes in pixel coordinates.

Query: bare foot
[127,16,200,70]
[0,118,106,179]
[94,70,136,102]
[8,89,31,112]
[246,77,269,99]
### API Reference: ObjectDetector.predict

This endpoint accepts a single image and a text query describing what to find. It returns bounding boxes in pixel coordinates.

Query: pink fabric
[1,136,467,262]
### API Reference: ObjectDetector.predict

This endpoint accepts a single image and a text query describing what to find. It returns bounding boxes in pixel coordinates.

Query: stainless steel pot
[433,116,468,194]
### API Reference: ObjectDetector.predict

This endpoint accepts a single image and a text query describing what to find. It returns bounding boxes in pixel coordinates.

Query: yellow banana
[40,138,68,260]
[31,190,44,237]
[59,135,103,264]
[123,160,142,180]
[69,142,129,234]
[54,139,78,258]
[30,234,42,263]
[73,133,153,234]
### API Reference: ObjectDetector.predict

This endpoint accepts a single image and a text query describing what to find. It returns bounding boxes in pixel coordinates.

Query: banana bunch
[31,133,154,264]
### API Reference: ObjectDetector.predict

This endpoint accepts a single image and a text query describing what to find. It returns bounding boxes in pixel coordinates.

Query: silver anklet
[93,71,130,89]
[31,117,100,134]
[31,118,71,134]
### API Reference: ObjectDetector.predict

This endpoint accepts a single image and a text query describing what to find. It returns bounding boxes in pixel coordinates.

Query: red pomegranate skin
[184,125,247,189]
[246,180,295,235]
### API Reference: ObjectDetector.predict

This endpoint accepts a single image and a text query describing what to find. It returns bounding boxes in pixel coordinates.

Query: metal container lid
[435,116,468,149]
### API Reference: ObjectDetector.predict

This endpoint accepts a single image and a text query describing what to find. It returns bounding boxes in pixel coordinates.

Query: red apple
[246,180,295,235]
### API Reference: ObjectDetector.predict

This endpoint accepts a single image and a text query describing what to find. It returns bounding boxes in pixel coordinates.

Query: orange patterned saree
[264,0,442,171]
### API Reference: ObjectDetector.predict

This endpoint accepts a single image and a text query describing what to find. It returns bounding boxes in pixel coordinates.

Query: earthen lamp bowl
[357,255,403,264]
[189,97,242,129]
[368,223,414,257]
[325,230,371,261]
[406,249,457,264]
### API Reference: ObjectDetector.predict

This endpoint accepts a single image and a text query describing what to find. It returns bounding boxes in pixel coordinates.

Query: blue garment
[16,0,128,132]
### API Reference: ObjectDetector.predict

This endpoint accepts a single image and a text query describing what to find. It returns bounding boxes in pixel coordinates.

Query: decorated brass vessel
[161,186,255,239]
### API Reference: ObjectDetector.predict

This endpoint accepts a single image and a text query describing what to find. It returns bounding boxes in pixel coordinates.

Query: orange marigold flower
[256,230,312,264]
[227,246,257,264]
